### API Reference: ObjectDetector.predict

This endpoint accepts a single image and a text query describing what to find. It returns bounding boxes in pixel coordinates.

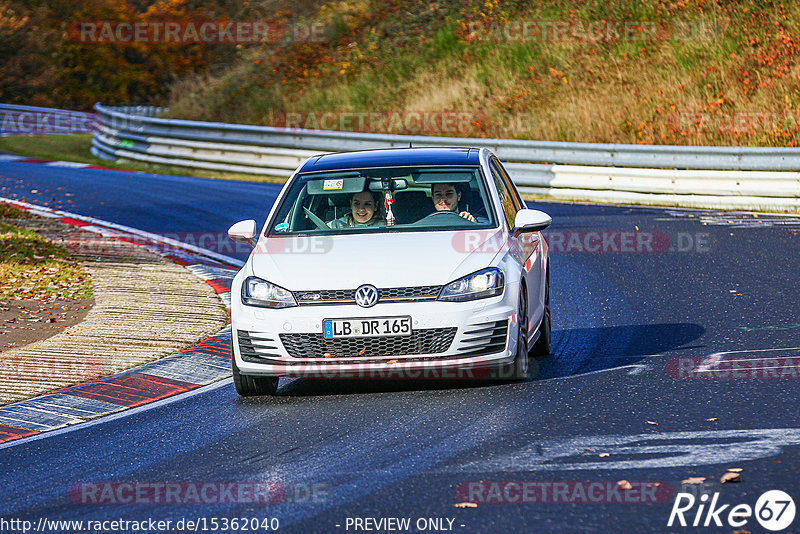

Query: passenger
[328,191,385,228]
[431,183,481,222]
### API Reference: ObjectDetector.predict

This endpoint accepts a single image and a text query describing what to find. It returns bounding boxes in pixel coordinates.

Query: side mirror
[513,209,552,234]
[228,219,258,246]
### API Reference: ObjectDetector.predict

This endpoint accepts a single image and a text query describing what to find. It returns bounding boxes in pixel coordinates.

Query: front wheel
[501,288,529,380]
[232,350,278,396]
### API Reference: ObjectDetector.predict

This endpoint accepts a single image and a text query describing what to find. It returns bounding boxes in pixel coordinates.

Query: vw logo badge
[355,285,379,308]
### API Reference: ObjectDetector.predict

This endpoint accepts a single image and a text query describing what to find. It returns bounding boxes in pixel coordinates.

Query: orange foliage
[0,0,239,110]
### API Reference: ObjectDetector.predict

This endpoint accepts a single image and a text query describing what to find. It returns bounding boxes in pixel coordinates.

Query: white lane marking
[0,379,232,451]
[656,210,800,229]
[696,353,725,373]
[545,362,655,381]
[698,365,795,372]
[698,346,800,372]
[715,355,800,363]
[45,161,91,168]
[626,363,652,375]
[707,346,800,355]
[458,428,800,472]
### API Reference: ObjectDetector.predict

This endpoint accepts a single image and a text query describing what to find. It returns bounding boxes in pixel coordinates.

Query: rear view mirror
[228,219,257,246]
[368,178,408,192]
[513,209,552,233]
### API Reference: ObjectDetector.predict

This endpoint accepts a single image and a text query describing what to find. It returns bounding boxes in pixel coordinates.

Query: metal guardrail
[93,103,800,171]
[90,104,800,212]
[1,102,795,211]
[0,103,761,212]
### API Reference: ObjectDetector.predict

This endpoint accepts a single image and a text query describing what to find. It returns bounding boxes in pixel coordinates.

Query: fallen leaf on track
[706,417,718,421]
[682,477,706,484]
[727,468,743,472]
[721,472,741,483]
[646,420,658,425]
[617,480,633,490]
[599,453,610,457]
[453,502,477,508]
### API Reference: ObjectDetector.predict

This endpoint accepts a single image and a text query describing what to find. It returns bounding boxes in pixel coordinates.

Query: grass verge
[0,203,93,300]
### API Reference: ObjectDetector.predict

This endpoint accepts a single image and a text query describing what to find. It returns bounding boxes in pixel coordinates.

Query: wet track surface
[1,161,800,532]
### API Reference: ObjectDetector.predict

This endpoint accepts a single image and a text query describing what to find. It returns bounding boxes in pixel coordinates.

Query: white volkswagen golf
[227,147,551,396]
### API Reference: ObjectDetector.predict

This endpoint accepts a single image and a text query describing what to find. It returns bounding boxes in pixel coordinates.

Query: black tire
[232,349,278,397]
[501,287,529,380]
[530,266,551,357]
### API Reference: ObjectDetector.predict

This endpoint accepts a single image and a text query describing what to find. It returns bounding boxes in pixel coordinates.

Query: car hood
[249,229,504,290]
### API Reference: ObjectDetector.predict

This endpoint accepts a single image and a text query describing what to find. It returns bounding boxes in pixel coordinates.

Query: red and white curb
[0,197,240,446]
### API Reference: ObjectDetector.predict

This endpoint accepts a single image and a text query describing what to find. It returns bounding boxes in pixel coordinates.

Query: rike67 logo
[668,490,795,531]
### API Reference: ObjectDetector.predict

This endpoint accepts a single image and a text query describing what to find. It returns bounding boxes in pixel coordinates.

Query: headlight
[438,268,504,302]
[242,276,297,308]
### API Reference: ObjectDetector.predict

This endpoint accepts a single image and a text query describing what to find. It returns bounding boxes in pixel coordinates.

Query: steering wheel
[303,207,329,230]
[413,210,469,225]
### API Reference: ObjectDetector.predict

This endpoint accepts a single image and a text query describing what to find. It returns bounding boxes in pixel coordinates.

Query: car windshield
[267,166,496,235]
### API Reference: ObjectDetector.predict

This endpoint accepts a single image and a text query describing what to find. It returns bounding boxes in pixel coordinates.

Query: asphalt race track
[1,160,799,533]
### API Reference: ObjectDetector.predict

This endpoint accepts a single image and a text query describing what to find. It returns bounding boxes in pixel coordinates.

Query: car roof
[298,147,482,173]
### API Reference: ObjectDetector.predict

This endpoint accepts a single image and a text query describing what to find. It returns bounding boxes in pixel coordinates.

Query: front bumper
[231,292,520,379]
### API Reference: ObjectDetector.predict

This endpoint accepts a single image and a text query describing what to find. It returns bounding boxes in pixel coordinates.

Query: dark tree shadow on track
[239,322,704,399]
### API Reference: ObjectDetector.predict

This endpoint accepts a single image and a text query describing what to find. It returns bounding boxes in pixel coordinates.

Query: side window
[489,160,517,228]
[492,158,525,210]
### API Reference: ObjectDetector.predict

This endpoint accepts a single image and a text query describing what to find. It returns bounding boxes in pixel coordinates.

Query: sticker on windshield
[323,179,344,190]
[274,222,289,232]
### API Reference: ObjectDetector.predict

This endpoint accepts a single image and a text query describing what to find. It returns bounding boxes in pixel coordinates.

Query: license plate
[323,316,412,339]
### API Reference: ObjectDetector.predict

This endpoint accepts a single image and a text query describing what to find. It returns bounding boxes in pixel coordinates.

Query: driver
[431,183,479,222]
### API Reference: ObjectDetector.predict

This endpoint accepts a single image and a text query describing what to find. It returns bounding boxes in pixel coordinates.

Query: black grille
[294,289,354,304]
[293,285,442,305]
[381,285,442,299]
[279,328,456,358]
[457,320,508,356]
[237,330,282,363]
